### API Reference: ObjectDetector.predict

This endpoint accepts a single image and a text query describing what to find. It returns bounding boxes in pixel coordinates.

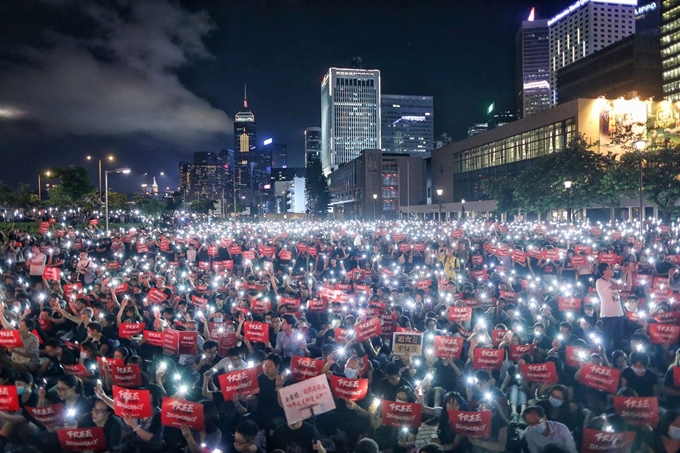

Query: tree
[481,175,517,215]
[189,199,216,215]
[305,155,331,217]
[48,166,95,205]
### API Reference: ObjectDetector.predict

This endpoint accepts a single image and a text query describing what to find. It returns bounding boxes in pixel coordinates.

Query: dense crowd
[0,215,679,453]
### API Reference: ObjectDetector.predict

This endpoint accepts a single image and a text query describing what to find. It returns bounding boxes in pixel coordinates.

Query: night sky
[0,0,563,191]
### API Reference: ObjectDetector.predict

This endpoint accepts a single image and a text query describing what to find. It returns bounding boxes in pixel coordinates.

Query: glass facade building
[516,16,551,117]
[380,94,433,154]
[662,0,680,99]
[304,127,322,166]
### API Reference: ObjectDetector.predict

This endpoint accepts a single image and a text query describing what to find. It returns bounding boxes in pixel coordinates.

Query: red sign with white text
[519,362,558,384]
[509,344,535,362]
[448,306,472,322]
[143,330,164,347]
[354,317,382,343]
[381,400,422,428]
[448,410,492,438]
[578,363,620,394]
[57,427,107,452]
[329,375,369,401]
[113,386,152,418]
[111,364,143,388]
[0,385,19,411]
[118,322,145,339]
[243,322,269,343]
[613,396,659,427]
[649,323,680,344]
[433,336,464,359]
[218,367,260,400]
[558,297,582,312]
[25,404,64,428]
[290,356,324,382]
[581,428,635,453]
[179,331,198,355]
[161,398,204,431]
[0,329,24,348]
[146,288,168,304]
[162,329,180,356]
[472,348,504,370]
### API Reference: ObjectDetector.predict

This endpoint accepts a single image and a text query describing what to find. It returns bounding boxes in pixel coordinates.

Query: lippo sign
[519,362,558,384]
[113,386,152,418]
[472,348,504,370]
[433,336,464,359]
[448,410,492,438]
[57,427,107,452]
[578,363,620,394]
[381,400,422,428]
[613,396,659,427]
[353,317,382,343]
[581,428,635,453]
[329,375,369,401]
[218,367,260,400]
[290,356,324,382]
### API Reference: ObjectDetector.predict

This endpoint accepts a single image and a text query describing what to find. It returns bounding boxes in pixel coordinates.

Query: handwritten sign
[278,374,336,425]
[392,332,423,355]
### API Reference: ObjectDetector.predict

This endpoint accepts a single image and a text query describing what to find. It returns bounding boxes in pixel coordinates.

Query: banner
[581,428,635,453]
[491,329,509,347]
[146,288,168,304]
[280,297,301,311]
[163,329,180,356]
[329,375,369,401]
[161,398,204,431]
[508,344,535,362]
[613,396,659,427]
[448,306,472,322]
[565,345,590,368]
[392,332,423,355]
[43,267,61,281]
[57,427,107,452]
[578,363,620,394]
[0,385,19,411]
[472,348,504,370]
[243,322,269,343]
[447,410,492,439]
[179,331,198,355]
[118,322,145,339]
[290,356,325,382]
[111,364,143,388]
[649,323,680,344]
[381,400,422,429]
[218,367,260,400]
[519,362,558,384]
[433,336,464,359]
[113,386,152,418]
[354,317,382,343]
[143,330,164,347]
[62,364,92,379]
[25,404,64,428]
[242,250,255,260]
[279,374,336,425]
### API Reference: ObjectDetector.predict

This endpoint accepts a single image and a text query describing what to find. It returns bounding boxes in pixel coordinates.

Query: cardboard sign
[448,306,473,322]
[57,427,107,452]
[519,362,558,384]
[25,404,64,428]
[649,323,680,344]
[448,410,492,439]
[472,348,504,370]
[143,330,164,347]
[179,331,198,355]
[392,332,424,355]
[508,344,535,362]
[43,267,61,281]
[163,329,180,356]
[279,374,336,425]
[146,288,168,304]
[433,335,464,359]
[244,321,269,343]
[118,322,145,339]
[558,297,582,312]
[113,386,152,418]
[578,363,620,394]
[581,428,635,453]
[381,400,422,428]
[161,397,204,431]
[354,317,382,343]
[0,329,23,348]
[613,396,659,427]
[0,385,19,411]
[218,367,260,400]
[111,364,143,388]
[329,375,369,401]
[290,356,325,382]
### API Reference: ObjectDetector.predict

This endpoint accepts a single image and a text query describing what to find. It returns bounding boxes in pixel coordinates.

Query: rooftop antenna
[244,85,248,108]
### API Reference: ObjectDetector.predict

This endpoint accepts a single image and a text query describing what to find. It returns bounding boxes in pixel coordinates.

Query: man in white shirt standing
[596,262,632,352]
[27,244,46,285]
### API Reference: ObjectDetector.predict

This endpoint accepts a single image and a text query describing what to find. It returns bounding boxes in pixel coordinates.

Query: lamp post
[436,188,443,223]
[87,155,114,202]
[564,180,572,223]
[461,199,466,220]
[105,168,131,233]
[633,139,648,236]
[38,170,51,201]
[373,193,378,220]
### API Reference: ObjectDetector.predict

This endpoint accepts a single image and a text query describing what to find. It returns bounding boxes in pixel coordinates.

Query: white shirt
[596,278,624,318]
[524,421,577,453]
[29,252,46,276]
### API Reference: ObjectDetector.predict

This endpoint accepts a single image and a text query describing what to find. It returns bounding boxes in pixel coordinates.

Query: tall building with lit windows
[234,86,257,201]
[381,94,433,154]
[516,8,550,118]
[662,0,680,99]
[548,0,636,106]
[321,68,381,176]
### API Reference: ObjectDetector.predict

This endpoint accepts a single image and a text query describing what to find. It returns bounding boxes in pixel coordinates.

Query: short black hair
[282,314,297,328]
[523,405,546,419]
[235,419,259,439]
[202,340,218,351]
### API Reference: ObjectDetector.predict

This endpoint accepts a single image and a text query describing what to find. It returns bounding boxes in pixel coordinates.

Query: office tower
[234,86,257,200]
[549,0,636,105]
[467,123,489,137]
[321,68,381,175]
[381,94,433,154]
[263,140,288,168]
[662,0,680,100]
[516,8,550,118]
[304,127,322,166]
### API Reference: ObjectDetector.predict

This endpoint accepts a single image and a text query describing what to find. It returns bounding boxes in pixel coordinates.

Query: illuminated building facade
[516,10,551,118]
[662,0,680,99]
[321,68,381,175]
[304,127,322,166]
[380,94,433,154]
[234,87,257,202]
[178,150,232,201]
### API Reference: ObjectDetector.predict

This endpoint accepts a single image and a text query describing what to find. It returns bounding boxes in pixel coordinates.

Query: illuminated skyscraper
[321,68,381,175]
[234,86,257,200]
[662,0,680,99]
[381,94,433,154]
[304,127,322,166]
[516,8,550,118]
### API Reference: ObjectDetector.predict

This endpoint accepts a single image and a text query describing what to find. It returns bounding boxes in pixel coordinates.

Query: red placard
[143,330,164,347]
[307,298,328,313]
[251,299,271,315]
[57,427,107,452]
[329,375,369,401]
[118,322,145,339]
[146,288,168,304]
[471,255,483,265]
[448,306,472,322]
[179,331,198,355]
[191,295,208,310]
[89,219,99,226]
[0,329,23,348]
[136,242,149,254]
[354,317,382,343]
[279,250,292,260]
[163,329,180,356]
[649,323,680,344]
[97,357,124,372]
[491,329,509,347]
[242,250,255,260]
[447,410,492,439]
[613,396,659,427]
[381,400,422,428]
[571,255,588,267]
[511,250,527,264]
[229,245,242,255]
[520,362,558,384]
[290,356,325,382]
[244,321,269,343]
[280,297,301,311]
[25,404,64,428]
[334,328,351,344]
[581,428,635,453]
[111,364,143,388]
[433,335,464,359]
[558,297,582,312]
[113,283,129,295]
[208,246,218,257]
[0,385,19,411]
[472,348,504,370]
[113,386,152,418]
[508,344,535,362]
[161,398,204,431]
[43,267,61,281]
[599,253,618,265]
[39,222,50,234]
[62,364,92,379]
[566,345,592,368]
[578,363,620,394]
[218,367,260,400]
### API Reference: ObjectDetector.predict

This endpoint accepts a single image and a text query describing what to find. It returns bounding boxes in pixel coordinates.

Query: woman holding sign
[466,398,508,453]
[436,391,468,453]
[77,398,123,453]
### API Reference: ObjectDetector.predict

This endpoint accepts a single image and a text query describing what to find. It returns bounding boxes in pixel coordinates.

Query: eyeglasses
[92,407,109,414]
[234,439,253,446]
[55,386,71,392]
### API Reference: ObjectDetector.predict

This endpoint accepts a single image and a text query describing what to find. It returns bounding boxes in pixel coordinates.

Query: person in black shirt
[0,372,40,441]
[39,338,78,378]
[78,398,123,452]
[372,362,413,401]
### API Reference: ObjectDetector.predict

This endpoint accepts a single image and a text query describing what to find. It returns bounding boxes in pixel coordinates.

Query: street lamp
[461,199,466,220]
[633,139,648,235]
[87,154,114,201]
[105,168,131,232]
[564,180,572,223]
[373,193,378,220]
[38,170,51,201]
[436,188,443,223]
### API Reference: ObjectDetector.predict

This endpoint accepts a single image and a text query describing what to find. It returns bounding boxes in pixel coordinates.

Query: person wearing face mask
[620,350,658,397]
[0,372,40,441]
[535,385,578,433]
[523,405,577,453]
[643,409,680,452]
